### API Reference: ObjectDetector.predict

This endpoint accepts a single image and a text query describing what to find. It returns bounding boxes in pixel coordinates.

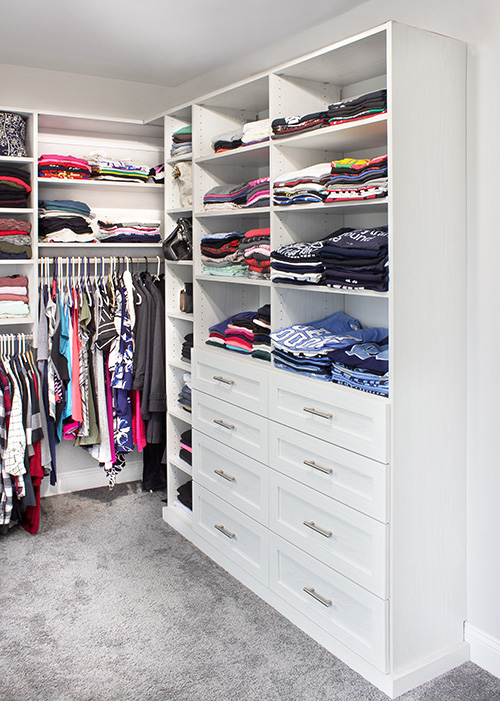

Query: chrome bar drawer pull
[213,375,235,386]
[213,419,235,430]
[303,587,332,607]
[214,469,235,482]
[214,524,235,539]
[303,520,332,538]
[303,459,333,475]
[303,406,333,420]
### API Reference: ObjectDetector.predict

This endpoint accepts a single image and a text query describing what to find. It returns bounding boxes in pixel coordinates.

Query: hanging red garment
[21,440,43,535]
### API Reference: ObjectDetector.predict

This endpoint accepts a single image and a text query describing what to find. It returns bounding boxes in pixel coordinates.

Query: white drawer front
[269,534,388,672]
[194,484,268,584]
[269,423,388,522]
[193,391,268,463]
[269,372,389,462]
[269,472,388,598]
[192,348,268,416]
[193,432,269,525]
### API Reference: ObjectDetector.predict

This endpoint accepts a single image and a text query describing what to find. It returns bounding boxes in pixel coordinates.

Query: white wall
[0,63,173,121]
[162,0,500,674]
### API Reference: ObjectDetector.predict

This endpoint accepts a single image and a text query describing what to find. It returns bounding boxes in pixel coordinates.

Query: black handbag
[162,218,193,261]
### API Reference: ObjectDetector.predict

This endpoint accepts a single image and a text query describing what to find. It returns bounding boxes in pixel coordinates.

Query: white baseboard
[41,461,143,497]
[465,623,500,680]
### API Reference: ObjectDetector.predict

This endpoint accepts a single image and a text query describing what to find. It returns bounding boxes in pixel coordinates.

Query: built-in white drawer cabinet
[193,392,268,464]
[269,423,389,523]
[269,373,390,463]
[269,534,388,673]
[192,348,268,416]
[193,484,268,584]
[193,431,269,525]
[269,472,388,598]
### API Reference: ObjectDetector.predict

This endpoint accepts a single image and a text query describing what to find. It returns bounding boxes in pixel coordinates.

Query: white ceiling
[0,0,368,87]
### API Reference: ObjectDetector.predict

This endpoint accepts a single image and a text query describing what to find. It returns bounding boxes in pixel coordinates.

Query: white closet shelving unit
[0,108,38,330]
[35,112,165,496]
[160,21,467,698]
[163,104,195,531]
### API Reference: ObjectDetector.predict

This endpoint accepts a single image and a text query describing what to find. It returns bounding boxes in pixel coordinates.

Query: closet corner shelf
[169,358,191,372]
[0,208,35,214]
[38,243,163,250]
[0,259,35,266]
[167,207,192,217]
[271,281,389,298]
[195,206,270,218]
[195,274,270,287]
[273,199,389,215]
[0,316,35,326]
[196,142,270,167]
[169,455,193,477]
[165,259,193,267]
[271,113,388,152]
[0,155,34,164]
[168,407,192,425]
[168,310,194,321]
[166,156,192,166]
[37,178,163,190]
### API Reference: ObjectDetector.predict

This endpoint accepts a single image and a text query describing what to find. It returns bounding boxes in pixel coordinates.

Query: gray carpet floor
[1,482,500,701]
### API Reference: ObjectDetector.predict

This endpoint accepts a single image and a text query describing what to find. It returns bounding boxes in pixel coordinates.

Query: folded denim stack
[324,155,388,202]
[252,303,271,361]
[38,154,92,180]
[271,89,387,138]
[239,227,270,279]
[320,226,389,291]
[270,311,387,382]
[203,177,270,211]
[0,217,32,259]
[241,118,271,146]
[0,274,30,317]
[38,199,96,243]
[177,373,192,413]
[270,239,325,285]
[97,217,161,243]
[328,339,389,396]
[273,163,331,205]
[181,333,193,363]
[201,230,246,277]
[88,154,150,183]
[179,429,192,466]
[170,126,192,159]
[0,165,31,208]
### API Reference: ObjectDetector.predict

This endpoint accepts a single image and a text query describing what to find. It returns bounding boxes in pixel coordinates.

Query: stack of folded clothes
[320,226,389,291]
[179,429,192,466]
[203,177,270,211]
[176,480,192,514]
[273,163,331,205]
[0,165,31,208]
[270,239,325,285]
[252,304,271,361]
[181,333,193,363]
[97,217,161,243]
[328,339,389,396]
[200,230,246,276]
[206,311,257,355]
[241,118,271,146]
[212,127,243,153]
[270,311,387,382]
[324,155,388,202]
[271,89,387,138]
[0,112,27,157]
[149,164,164,183]
[0,274,30,317]
[240,227,270,279]
[170,126,192,159]
[38,154,92,179]
[88,154,150,183]
[38,199,96,243]
[0,217,32,259]
[177,373,192,413]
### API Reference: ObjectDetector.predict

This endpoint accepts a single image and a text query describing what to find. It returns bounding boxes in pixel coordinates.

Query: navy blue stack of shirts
[320,226,389,291]
[328,340,389,396]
